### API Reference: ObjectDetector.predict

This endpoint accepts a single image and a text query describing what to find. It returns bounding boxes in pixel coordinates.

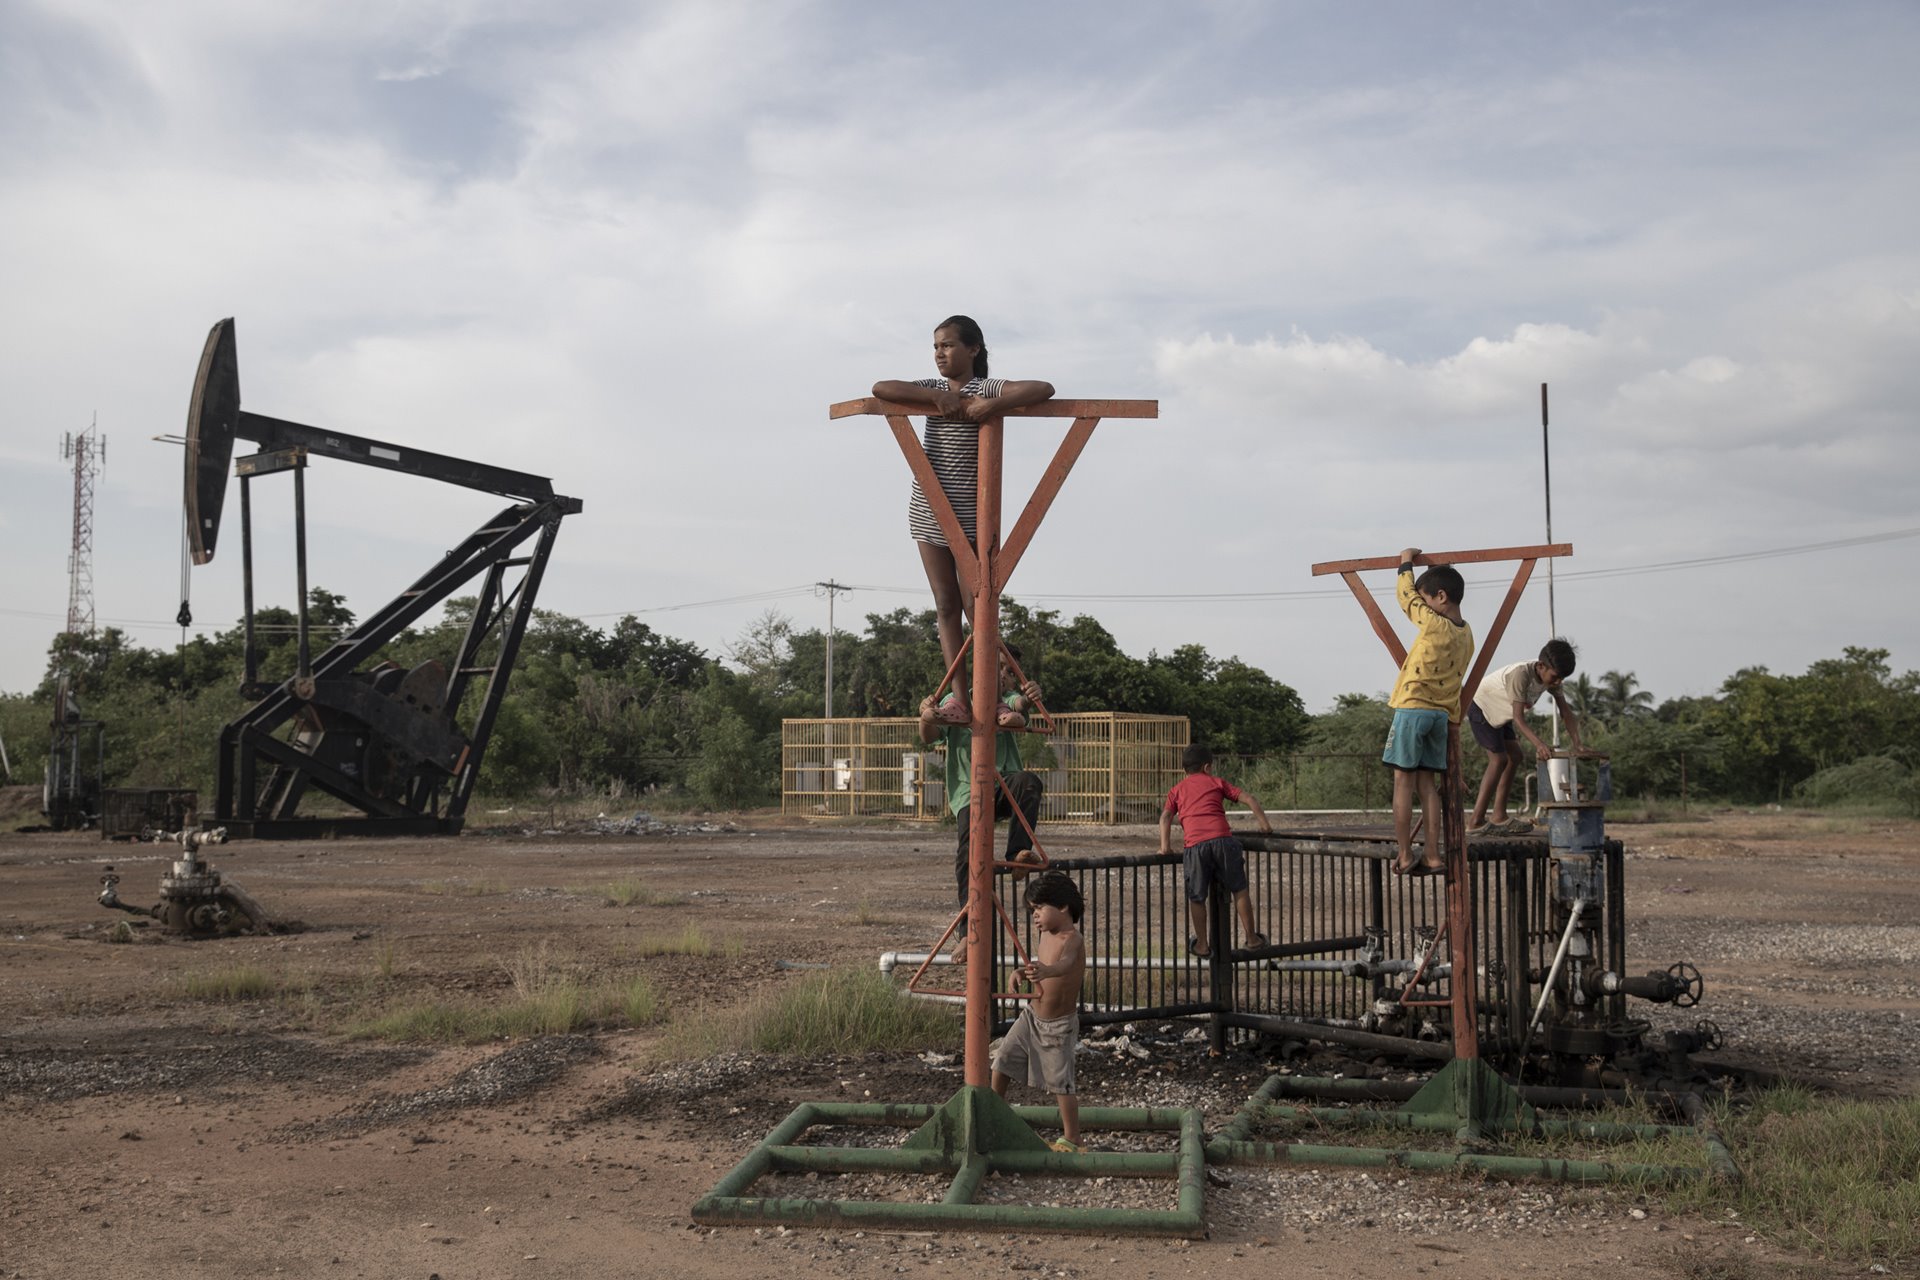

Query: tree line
[1,590,1913,815]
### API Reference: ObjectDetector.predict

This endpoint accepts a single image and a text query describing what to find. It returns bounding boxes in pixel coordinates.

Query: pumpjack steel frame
[185,319,582,839]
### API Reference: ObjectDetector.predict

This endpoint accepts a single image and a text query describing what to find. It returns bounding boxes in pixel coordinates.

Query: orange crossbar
[831,397,1159,421]
[1309,543,1572,576]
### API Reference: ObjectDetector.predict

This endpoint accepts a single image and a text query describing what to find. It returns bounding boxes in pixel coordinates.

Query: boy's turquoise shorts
[1382,707,1449,772]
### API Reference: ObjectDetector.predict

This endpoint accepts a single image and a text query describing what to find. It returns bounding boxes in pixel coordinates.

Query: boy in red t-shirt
[1157,744,1273,959]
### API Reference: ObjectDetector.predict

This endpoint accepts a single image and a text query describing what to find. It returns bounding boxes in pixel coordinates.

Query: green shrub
[576,878,681,907]
[1794,755,1919,815]
[176,964,284,1001]
[635,922,718,957]
[687,706,771,809]
[345,970,662,1044]
[742,968,958,1056]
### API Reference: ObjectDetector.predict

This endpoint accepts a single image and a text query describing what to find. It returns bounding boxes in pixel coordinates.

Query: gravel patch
[0,1034,426,1102]
[1630,904,1920,1091]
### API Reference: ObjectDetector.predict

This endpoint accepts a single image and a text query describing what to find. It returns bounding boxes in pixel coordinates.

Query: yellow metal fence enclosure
[782,713,1190,825]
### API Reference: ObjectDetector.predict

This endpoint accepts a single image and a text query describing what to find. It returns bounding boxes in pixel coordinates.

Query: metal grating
[782,712,1189,825]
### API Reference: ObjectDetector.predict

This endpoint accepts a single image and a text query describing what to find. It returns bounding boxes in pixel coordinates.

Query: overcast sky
[4,1,1916,715]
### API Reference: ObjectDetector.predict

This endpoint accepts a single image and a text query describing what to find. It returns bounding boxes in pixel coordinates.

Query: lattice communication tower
[60,420,106,636]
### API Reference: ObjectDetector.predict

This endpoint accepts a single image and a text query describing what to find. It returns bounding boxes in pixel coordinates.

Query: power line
[15,525,1918,633]
[1546,527,1920,581]
[869,525,1920,604]
[575,584,820,620]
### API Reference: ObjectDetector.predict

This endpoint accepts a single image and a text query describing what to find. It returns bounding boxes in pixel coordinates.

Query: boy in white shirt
[1468,638,1583,835]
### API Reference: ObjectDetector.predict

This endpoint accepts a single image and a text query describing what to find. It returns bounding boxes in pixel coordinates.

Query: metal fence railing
[983,828,1627,1056]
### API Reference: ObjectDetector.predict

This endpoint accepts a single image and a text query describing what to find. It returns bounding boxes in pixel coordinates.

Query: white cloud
[3,1,1918,710]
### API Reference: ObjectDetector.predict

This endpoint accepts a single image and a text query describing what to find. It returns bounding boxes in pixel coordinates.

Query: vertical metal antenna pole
[1542,383,1559,748]
[964,414,1006,1086]
[1542,383,1555,634]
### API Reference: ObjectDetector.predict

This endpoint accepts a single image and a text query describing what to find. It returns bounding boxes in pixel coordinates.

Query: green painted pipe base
[692,1086,1208,1236]
[1402,1058,1539,1138]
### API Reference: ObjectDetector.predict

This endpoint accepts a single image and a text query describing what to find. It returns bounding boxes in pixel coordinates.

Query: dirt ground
[3,804,1915,1280]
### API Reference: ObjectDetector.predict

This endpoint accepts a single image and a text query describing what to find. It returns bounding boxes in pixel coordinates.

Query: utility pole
[61,416,107,639]
[816,580,849,719]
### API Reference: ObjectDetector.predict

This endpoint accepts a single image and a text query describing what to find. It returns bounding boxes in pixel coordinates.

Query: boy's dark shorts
[1183,836,1248,903]
[1467,702,1517,753]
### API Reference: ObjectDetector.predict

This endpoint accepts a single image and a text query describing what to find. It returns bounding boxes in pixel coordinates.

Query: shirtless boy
[990,872,1087,1152]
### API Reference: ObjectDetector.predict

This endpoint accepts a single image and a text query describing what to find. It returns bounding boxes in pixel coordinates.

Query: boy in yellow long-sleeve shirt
[1382,547,1473,876]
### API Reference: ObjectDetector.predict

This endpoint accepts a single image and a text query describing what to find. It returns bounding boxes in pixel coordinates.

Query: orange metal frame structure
[832,395,1158,1086]
[1308,542,1571,1061]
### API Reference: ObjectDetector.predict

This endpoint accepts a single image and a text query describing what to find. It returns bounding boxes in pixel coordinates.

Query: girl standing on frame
[873,316,1054,725]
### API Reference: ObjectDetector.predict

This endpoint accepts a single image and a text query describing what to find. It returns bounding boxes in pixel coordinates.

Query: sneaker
[1467,821,1493,837]
[1498,817,1536,835]
[1048,1138,1083,1154]
[935,692,970,724]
